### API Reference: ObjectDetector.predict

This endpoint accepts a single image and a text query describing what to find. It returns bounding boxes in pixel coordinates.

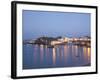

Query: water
[23,44,91,69]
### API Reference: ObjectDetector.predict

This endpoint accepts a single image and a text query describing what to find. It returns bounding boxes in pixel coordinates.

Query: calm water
[23,44,91,69]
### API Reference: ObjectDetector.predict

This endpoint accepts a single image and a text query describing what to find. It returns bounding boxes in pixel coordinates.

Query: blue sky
[22,10,90,40]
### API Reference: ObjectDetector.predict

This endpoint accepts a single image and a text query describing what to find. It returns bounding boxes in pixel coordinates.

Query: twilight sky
[22,10,91,40]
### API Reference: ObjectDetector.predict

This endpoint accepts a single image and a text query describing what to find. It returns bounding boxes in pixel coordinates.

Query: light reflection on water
[23,44,91,69]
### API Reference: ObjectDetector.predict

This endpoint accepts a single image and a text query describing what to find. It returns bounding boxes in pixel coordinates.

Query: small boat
[47,45,54,48]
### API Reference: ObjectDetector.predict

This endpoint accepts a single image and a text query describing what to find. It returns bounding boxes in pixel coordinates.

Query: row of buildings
[24,36,91,47]
[50,36,90,46]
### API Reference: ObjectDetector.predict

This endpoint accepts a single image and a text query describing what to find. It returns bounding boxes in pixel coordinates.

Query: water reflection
[23,44,91,69]
[52,48,56,65]
[64,45,68,63]
[88,48,91,62]
[40,45,44,63]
